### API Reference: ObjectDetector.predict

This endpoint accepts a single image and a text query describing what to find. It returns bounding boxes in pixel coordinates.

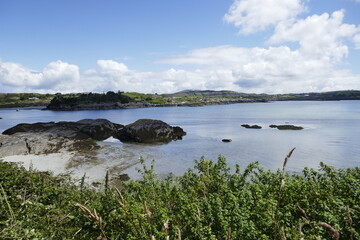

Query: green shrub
[0,157,359,239]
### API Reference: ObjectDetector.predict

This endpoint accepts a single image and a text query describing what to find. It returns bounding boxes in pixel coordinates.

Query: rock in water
[222,139,232,142]
[269,124,303,130]
[116,119,186,143]
[241,124,262,129]
[76,119,123,140]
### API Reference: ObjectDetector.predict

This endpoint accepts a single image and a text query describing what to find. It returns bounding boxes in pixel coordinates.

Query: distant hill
[274,90,360,101]
[165,90,270,99]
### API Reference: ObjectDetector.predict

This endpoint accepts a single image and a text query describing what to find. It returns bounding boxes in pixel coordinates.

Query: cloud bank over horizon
[1,0,360,94]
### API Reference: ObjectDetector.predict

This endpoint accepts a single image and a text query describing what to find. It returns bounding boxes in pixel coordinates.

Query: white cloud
[0,60,43,88]
[269,10,360,62]
[43,61,80,87]
[0,54,359,94]
[224,0,306,34]
[97,60,128,73]
[354,34,360,49]
[158,38,360,93]
[0,60,80,93]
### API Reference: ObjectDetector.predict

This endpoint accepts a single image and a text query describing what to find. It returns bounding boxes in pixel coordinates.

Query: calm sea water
[1,101,360,177]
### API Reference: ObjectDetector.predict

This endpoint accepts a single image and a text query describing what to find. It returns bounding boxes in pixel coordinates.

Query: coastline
[43,99,265,111]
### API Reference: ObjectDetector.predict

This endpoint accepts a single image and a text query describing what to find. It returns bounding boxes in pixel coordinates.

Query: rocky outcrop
[2,119,123,141]
[1,118,186,157]
[241,124,262,129]
[116,119,186,143]
[269,124,303,130]
[1,119,122,157]
[76,119,123,140]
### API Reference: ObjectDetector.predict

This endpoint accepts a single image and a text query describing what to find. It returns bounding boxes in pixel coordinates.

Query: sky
[1,0,360,94]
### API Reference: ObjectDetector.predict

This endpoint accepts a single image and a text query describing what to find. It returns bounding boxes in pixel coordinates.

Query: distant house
[29,97,39,100]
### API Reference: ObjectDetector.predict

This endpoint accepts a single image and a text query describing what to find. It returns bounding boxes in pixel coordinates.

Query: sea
[1,100,360,178]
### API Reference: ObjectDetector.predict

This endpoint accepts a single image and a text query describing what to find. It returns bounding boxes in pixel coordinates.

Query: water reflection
[1,101,360,180]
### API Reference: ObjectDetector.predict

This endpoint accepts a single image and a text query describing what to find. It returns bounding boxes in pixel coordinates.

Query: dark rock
[76,119,123,140]
[2,119,123,141]
[222,139,232,142]
[241,124,262,129]
[92,181,101,187]
[116,119,186,143]
[269,124,303,130]
[116,173,130,181]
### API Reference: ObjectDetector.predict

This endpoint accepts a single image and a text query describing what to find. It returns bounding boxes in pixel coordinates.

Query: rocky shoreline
[0,119,186,157]
[44,99,266,111]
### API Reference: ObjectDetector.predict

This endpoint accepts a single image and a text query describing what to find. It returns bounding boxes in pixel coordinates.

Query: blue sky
[1,0,360,93]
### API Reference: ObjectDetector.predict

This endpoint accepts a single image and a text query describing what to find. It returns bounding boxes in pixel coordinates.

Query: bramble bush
[0,153,359,239]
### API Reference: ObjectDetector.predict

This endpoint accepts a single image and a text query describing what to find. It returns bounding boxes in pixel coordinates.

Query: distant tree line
[48,91,133,107]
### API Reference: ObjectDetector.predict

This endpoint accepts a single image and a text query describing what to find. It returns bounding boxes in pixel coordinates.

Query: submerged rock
[116,119,186,143]
[269,124,303,130]
[241,124,262,129]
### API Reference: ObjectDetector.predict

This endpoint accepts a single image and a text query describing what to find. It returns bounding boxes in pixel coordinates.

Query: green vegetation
[274,90,360,101]
[48,91,132,108]
[122,92,166,104]
[0,93,54,107]
[2,90,360,109]
[1,154,359,239]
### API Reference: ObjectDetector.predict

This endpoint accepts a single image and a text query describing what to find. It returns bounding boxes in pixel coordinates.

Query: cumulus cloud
[354,34,360,49]
[158,41,360,93]
[1,53,359,94]
[0,61,43,89]
[97,60,128,73]
[0,60,81,92]
[269,10,360,62]
[224,0,306,34]
[43,61,80,87]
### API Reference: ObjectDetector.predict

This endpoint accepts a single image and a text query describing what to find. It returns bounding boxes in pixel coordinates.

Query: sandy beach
[1,140,145,185]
